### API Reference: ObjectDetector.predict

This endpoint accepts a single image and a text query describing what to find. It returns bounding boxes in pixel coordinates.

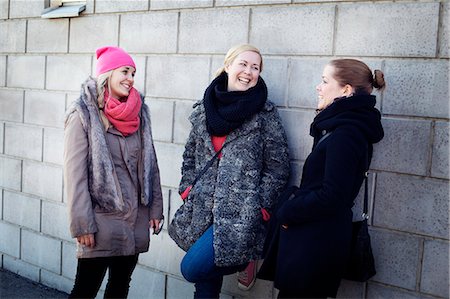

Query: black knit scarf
[203,72,267,136]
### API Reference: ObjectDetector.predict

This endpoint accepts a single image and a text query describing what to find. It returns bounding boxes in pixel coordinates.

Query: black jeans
[69,254,139,299]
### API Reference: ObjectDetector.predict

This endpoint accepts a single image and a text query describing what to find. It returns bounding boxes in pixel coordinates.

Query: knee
[180,257,197,283]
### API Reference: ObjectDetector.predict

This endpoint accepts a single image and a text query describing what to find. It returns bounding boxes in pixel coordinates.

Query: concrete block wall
[0,1,448,299]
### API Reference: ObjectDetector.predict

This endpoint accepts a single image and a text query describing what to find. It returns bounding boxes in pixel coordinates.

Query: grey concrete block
[174,100,195,144]
[421,239,449,298]
[210,56,224,79]
[95,0,148,13]
[9,0,45,18]
[62,241,77,280]
[0,89,23,122]
[3,191,40,231]
[0,20,25,53]
[25,91,66,128]
[370,229,420,290]
[42,201,71,241]
[139,230,185,276]
[21,229,61,274]
[287,58,328,109]
[288,161,304,186]
[27,19,69,53]
[367,283,422,299]
[166,276,195,299]
[0,221,20,257]
[46,55,91,91]
[4,123,42,161]
[0,56,5,86]
[161,187,170,223]
[131,56,146,94]
[0,122,3,154]
[440,2,449,58]
[222,270,273,298]
[154,141,184,188]
[431,121,449,179]
[146,56,210,100]
[41,269,73,294]
[371,118,431,176]
[23,160,63,202]
[251,5,334,55]
[128,266,165,299]
[147,99,174,142]
[69,15,119,53]
[0,0,8,19]
[216,0,289,5]
[383,59,449,118]
[3,255,40,282]
[7,55,45,89]
[0,156,21,191]
[336,2,440,57]
[151,0,212,10]
[169,188,182,223]
[43,128,64,165]
[66,93,79,110]
[375,172,449,239]
[263,58,288,107]
[278,109,315,161]
[120,13,178,54]
[179,9,249,54]
[336,279,364,299]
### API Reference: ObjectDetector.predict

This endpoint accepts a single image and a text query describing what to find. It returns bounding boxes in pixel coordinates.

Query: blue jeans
[181,226,247,299]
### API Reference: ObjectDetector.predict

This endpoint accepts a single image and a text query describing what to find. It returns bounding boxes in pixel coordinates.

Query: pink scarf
[103,88,141,136]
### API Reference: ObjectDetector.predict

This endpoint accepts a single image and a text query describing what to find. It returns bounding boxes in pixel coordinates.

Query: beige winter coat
[64,79,163,258]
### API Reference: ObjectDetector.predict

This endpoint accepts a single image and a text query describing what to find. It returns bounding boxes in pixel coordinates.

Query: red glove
[261,208,271,221]
[180,186,192,200]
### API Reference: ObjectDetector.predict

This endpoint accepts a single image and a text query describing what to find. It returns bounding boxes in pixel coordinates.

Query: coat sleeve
[259,107,291,212]
[149,144,164,219]
[277,130,365,225]
[64,111,98,238]
[178,128,198,195]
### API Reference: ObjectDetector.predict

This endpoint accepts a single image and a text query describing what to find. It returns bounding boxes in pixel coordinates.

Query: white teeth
[238,78,250,84]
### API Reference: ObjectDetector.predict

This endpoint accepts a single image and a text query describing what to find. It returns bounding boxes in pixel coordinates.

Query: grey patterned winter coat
[174,100,290,267]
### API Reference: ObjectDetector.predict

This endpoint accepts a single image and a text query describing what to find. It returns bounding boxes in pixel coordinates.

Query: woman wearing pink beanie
[64,46,164,298]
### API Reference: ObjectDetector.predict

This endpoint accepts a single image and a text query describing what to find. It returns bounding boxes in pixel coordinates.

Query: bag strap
[191,143,225,187]
[362,143,370,220]
[316,131,332,148]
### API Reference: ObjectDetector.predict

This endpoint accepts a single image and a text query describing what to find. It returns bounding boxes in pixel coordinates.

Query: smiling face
[225,51,261,92]
[316,64,347,110]
[109,66,136,100]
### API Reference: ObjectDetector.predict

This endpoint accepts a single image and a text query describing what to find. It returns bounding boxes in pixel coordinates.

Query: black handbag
[343,149,376,282]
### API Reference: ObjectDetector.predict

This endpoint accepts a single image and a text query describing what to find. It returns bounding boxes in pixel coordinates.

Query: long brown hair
[329,59,385,94]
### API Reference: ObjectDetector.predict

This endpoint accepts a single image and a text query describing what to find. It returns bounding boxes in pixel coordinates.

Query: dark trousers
[69,254,139,299]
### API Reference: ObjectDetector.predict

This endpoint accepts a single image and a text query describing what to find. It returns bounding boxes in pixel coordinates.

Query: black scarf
[203,72,267,136]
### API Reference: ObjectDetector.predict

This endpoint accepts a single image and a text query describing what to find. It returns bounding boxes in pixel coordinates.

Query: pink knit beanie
[95,46,136,77]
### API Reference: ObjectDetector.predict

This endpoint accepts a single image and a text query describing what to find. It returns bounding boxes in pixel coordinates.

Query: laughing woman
[64,46,163,299]
[169,44,290,299]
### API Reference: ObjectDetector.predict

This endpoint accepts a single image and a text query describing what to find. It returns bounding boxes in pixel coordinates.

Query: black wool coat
[273,94,384,297]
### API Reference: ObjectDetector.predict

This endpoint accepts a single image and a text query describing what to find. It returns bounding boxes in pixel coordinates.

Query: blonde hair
[95,70,114,129]
[214,44,263,78]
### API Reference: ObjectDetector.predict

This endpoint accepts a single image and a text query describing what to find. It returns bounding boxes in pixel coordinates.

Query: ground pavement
[0,268,68,298]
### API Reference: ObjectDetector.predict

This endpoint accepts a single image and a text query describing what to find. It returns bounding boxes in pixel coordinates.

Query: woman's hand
[76,234,95,248]
[150,218,163,235]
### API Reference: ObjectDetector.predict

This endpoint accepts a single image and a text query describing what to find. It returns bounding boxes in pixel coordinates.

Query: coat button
[322,130,327,135]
